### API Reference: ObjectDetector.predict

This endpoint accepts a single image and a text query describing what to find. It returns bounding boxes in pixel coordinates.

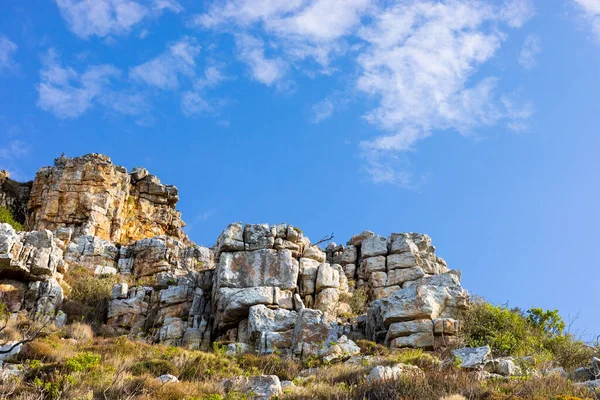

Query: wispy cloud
[310,91,351,123]
[355,1,534,185]
[37,50,121,118]
[193,0,372,76]
[0,140,29,160]
[519,34,541,70]
[55,0,182,39]
[0,140,31,180]
[130,36,201,90]
[37,50,149,119]
[0,35,18,73]
[185,209,216,233]
[194,0,535,187]
[572,0,600,43]
[181,64,229,116]
[234,34,287,87]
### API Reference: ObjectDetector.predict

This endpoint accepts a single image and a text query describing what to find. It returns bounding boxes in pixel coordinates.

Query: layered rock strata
[27,154,187,244]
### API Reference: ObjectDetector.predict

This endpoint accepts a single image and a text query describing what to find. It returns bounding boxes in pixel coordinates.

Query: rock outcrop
[0,223,65,319]
[0,153,471,358]
[27,154,187,245]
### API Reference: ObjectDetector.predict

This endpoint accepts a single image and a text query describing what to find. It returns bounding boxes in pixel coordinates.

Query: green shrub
[0,205,22,231]
[65,352,101,372]
[349,287,368,315]
[129,359,179,377]
[236,353,302,381]
[62,266,120,328]
[356,339,389,357]
[462,299,596,370]
[180,351,242,381]
[463,301,541,356]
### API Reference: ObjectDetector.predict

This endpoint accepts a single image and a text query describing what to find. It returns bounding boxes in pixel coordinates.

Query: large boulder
[452,346,491,369]
[248,305,297,342]
[0,225,64,281]
[216,249,298,290]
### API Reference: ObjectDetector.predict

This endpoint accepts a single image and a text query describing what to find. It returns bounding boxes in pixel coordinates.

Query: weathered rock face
[0,223,64,320]
[27,154,187,245]
[0,152,472,356]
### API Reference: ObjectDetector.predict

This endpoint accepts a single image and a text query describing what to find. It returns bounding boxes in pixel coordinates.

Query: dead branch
[313,232,334,247]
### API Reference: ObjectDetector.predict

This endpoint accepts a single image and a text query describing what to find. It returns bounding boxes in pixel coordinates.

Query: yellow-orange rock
[27,154,187,245]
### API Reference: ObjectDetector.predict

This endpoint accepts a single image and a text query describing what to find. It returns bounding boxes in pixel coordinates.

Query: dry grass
[64,322,94,341]
[5,333,600,400]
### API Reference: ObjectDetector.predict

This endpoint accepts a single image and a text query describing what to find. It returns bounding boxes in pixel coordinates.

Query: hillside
[0,153,598,400]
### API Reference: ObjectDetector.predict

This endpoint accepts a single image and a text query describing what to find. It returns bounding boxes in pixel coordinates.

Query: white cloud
[354,1,534,186]
[0,140,29,160]
[193,0,372,71]
[573,0,600,42]
[55,0,182,39]
[310,91,351,123]
[0,36,17,73]
[311,98,335,123]
[181,92,213,116]
[193,0,535,186]
[130,37,201,90]
[234,34,287,86]
[500,0,536,28]
[37,50,121,118]
[0,140,31,180]
[181,65,228,116]
[185,209,216,233]
[37,50,150,119]
[519,34,541,70]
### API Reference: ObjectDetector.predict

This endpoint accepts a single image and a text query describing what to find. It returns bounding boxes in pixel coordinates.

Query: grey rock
[386,266,425,286]
[222,375,282,400]
[303,245,326,262]
[347,231,375,246]
[244,224,275,251]
[362,256,386,274]
[248,305,297,341]
[316,263,340,292]
[484,358,522,376]
[361,236,388,258]
[217,249,298,290]
[111,283,128,299]
[452,346,491,369]
[156,374,178,384]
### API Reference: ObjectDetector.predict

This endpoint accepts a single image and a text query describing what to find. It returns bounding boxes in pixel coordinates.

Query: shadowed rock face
[0,170,32,225]
[0,153,470,358]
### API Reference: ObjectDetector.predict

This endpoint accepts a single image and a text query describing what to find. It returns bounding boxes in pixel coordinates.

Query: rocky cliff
[0,153,469,361]
[27,154,187,244]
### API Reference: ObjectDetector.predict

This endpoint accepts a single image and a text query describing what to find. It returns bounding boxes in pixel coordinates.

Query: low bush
[349,287,369,315]
[64,351,101,372]
[64,322,94,341]
[179,351,243,381]
[62,265,120,328]
[129,359,179,377]
[388,348,440,369]
[356,339,389,357]
[461,299,597,371]
[236,353,302,381]
[0,205,22,231]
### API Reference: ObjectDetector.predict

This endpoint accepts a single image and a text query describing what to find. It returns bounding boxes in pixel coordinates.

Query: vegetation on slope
[0,205,23,231]
[0,299,598,400]
[462,299,596,371]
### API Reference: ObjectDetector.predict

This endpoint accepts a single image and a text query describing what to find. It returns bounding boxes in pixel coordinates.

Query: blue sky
[1,0,599,338]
